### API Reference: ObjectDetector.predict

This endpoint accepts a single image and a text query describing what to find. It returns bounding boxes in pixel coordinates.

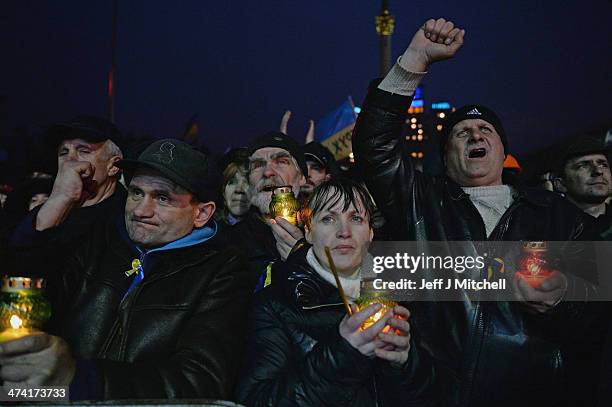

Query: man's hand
[304,120,315,144]
[339,304,393,357]
[279,109,316,143]
[375,305,411,366]
[512,271,568,313]
[36,161,96,230]
[0,333,76,387]
[51,160,96,203]
[399,18,465,73]
[267,217,305,261]
[280,110,292,135]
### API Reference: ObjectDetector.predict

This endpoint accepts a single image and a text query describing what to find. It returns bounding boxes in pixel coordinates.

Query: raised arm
[352,18,464,237]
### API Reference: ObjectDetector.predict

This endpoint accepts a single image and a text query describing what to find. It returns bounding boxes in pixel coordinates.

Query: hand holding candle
[0,332,76,386]
[512,270,567,313]
[375,305,412,366]
[268,217,305,261]
[338,303,394,357]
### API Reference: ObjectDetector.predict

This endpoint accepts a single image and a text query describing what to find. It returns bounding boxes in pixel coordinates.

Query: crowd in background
[0,16,611,407]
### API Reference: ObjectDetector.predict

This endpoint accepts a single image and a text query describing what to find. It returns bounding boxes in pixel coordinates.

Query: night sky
[1,0,610,163]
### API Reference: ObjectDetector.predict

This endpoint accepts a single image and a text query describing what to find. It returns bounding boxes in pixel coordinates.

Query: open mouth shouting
[468,147,487,159]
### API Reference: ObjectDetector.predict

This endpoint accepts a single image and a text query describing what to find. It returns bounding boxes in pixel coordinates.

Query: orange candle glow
[0,315,32,343]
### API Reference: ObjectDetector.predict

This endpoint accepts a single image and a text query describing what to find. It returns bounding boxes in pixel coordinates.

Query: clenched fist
[400,18,465,73]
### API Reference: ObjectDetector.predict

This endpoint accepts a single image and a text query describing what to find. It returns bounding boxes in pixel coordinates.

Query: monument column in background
[375,0,395,77]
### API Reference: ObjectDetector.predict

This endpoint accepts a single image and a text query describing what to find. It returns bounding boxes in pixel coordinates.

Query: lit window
[411,124,417,129]
[411,118,417,123]
[417,135,423,141]
[438,112,446,118]
[436,124,443,131]
[417,129,423,134]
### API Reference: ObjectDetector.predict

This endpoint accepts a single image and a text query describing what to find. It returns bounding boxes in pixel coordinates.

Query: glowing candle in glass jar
[0,277,51,343]
[354,277,398,331]
[516,242,553,288]
[269,186,300,226]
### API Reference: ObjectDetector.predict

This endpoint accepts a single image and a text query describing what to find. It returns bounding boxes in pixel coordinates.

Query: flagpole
[107,0,119,123]
[347,96,357,119]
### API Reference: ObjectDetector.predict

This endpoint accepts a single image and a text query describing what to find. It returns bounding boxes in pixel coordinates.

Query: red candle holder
[516,242,553,288]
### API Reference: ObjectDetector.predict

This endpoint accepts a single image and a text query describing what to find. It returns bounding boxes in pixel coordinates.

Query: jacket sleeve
[352,81,418,238]
[235,298,375,407]
[92,251,252,400]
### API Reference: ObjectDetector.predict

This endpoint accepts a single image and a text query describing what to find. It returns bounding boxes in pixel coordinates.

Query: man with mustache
[0,139,251,400]
[352,17,599,406]
[228,131,308,290]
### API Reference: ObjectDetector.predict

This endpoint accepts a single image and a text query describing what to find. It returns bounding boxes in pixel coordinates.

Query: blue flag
[317,98,357,160]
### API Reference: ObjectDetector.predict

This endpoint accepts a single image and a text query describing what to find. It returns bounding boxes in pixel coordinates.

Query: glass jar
[269,186,300,226]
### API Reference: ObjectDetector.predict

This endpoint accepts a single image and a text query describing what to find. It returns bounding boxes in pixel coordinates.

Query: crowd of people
[0,17,610,407]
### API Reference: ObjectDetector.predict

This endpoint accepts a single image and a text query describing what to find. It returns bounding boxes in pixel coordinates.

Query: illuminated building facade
[403,87,454,167]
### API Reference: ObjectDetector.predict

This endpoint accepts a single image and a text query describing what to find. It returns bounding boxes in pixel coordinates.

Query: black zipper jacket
[236,248,446,407]
[352,81,599,407]
[49,215,253,400]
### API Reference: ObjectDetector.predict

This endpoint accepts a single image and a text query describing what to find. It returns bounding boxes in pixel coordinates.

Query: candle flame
[9,315,23,329]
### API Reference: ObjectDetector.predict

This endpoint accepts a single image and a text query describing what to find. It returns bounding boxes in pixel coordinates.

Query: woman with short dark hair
[236,178,438,406]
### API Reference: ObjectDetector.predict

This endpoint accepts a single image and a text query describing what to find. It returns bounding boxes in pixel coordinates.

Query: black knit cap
[248,131,308,176]
[440,105,508,158]
[45,115,125,152]
[115,138,214,202]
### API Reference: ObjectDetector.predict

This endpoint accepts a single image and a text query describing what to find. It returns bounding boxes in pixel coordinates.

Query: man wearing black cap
[301,141,341,195]
[35,115,125,230]
[228,131,307,290]
[8,116,127,276]
[352,17,598,406]
[0,139,251,401]
[554,136,612,227]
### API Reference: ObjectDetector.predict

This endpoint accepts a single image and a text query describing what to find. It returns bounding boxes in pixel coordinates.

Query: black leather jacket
[235,249,444,407]
[227,209,281,290]
[352,82,598,407]
[49,216,253,400]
